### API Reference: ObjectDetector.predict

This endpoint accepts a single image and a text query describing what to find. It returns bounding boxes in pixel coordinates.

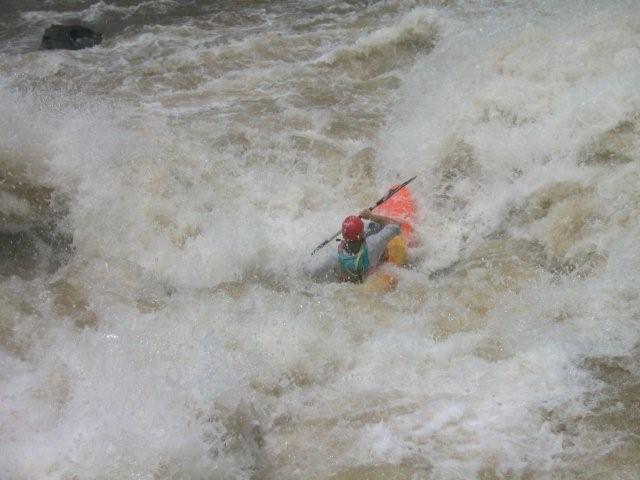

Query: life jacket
[337,242,370,283]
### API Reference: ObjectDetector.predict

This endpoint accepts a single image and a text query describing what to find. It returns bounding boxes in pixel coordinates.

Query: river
[1,1,639,478]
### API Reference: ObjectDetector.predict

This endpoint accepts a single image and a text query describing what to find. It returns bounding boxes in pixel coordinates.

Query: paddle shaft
[310,176,416,256]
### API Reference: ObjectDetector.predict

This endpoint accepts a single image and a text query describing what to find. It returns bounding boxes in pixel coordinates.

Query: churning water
[1,1,639,478]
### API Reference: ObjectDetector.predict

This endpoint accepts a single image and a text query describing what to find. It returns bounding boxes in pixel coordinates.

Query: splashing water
[1,1,640,478]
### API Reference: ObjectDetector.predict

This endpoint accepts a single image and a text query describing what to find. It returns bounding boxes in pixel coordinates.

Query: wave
[318,8,440,79]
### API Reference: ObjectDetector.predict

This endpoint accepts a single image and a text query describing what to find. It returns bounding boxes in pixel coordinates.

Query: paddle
[310,176,416,256]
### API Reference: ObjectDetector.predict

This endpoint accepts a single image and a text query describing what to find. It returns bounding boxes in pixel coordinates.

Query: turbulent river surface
[1,1,640,478]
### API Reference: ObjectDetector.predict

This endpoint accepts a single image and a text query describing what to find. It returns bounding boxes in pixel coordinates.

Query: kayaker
[303,209,402,283]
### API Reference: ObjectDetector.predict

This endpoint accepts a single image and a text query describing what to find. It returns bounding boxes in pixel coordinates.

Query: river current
[1,1,639,479]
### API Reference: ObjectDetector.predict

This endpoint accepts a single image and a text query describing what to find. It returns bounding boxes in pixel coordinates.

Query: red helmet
[341,215,364,241]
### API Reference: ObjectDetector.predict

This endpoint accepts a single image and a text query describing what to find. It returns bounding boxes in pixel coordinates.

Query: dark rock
[41,24,102,50]
[0,172,73,279]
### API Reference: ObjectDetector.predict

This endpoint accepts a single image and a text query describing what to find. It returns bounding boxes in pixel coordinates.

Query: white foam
[2,0,640,478]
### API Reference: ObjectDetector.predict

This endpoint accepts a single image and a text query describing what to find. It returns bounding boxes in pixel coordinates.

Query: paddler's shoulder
[365,222,400,238]
[381,223,401,236]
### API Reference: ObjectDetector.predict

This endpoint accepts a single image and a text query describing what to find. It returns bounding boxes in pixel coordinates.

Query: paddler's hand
[359,208,373,220]
[359,209,401,226]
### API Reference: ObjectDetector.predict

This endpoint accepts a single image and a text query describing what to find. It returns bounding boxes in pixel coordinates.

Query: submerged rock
[41,25,102,50]
[0,171,73,279]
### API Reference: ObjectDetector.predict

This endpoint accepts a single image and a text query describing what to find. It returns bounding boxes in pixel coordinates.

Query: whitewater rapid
[1,1,639,479]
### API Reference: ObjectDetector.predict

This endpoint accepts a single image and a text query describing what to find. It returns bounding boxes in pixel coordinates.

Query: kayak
[364,184,418,292]
[375,183,418,247]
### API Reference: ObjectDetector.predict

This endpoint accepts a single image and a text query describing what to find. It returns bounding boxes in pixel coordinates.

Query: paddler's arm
[359,209,402,227]
[360,209,402,268]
